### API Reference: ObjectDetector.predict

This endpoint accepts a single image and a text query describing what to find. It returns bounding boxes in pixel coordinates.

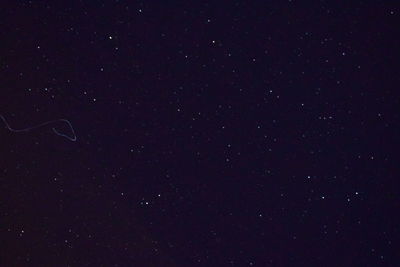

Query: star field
[0,1,399,266]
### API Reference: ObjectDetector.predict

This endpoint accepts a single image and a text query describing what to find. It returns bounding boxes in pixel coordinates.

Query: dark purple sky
[1,1,398,266]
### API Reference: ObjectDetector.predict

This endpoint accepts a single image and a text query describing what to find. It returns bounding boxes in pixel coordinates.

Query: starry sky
[1,1,399,266]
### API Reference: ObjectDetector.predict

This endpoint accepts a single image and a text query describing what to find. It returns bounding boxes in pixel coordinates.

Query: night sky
[1,1,399,266]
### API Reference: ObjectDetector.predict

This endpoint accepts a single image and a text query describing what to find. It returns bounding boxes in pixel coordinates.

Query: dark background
[0,1,399,266]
